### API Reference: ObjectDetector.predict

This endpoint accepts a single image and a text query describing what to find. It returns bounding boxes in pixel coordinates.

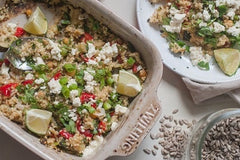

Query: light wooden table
[0,0,239,159]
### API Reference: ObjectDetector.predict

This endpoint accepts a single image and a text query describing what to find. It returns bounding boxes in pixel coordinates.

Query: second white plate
[136,0,240,83]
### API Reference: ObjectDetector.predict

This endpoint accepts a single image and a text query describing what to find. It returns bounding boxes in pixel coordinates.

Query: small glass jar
[184,108,240,160]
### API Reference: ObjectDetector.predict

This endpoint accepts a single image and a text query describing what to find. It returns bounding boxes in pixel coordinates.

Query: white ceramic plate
[136,0,240,83]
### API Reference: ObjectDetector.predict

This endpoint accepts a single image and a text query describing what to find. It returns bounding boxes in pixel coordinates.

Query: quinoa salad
[149,0,240,74]
[0,0,147,157]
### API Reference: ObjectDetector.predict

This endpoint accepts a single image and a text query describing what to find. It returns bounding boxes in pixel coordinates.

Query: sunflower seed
[143,148,151,155]
[172,109,179,114]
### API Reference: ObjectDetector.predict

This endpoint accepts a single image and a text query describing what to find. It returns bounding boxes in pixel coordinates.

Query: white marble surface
[0,0,239,159]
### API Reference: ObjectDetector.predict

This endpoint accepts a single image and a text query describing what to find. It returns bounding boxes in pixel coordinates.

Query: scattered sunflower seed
[146,109,195,160]
[143,148,151,155]
[153,145,159,150]
[172,109,179,114]
[152,150,157,156]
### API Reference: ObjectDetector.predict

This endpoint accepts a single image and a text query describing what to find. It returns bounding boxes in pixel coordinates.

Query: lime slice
[23,7,48,35]
[214,48,240,76]
[116,70,142,97]
[26,109,52,135]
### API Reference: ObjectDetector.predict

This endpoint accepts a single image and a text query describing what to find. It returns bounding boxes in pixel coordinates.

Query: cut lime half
[26,109,52,135]
[23,7,48,35]
[116,70,142,97]
[214,48,240,76]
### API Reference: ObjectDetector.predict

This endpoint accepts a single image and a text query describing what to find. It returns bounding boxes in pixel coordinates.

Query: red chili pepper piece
[80,92,96,103]
[82,130,93,138]
[22,80,34,85]
[76,119,93,138]
[117,55,123,64]
[0,83,18,97]
[0,59,10,67]
[4,59,10,66]
[110,111,115,117]
[53,71,61,80]
[81,33,93,43]
[14,27,25,37]
[59,129,74,139]
[98,121,107,132]
[132,63,138,73]
[91,103,97,109]
[80,54,89,62]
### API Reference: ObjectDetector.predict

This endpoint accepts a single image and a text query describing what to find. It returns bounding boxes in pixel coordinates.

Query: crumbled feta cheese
[83,136,104,157]
[48,40,62,61]
[212,9,219,18]
[115,104,129,115]
[73,97,81,107]
[71,48,77,56]
[34,78,45,84]
[35,57,45,65]
[163,13,186,33]
[85,83,95,93]
[87,59,98,66]
[194,12,203,19]
[70,90,79,99]
[100,42,118,58]
[213,22,225,33]
[47,78,62,94]
[7,23,17,29]
[112,74,119,82]
[137,65,143,72]
[0,63,9,78]
[67,79,77,88]
[103,58,111,64]
[84,71,94,82]
[227,21,240,37]
[111,122,118,131]
[203,9,211,21]
[227,8,235,20]
[69,109,78,121]
[97,102,103,108]
[189,47,211,66]
[86,43,96,58]
[25,73,34,80]
[53,101,59,105]
[169,6,180,17]
[40,86,46,90]
[199,22,207,27]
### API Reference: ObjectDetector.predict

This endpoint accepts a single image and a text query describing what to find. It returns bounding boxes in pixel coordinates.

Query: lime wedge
[214,48,240,76]
[23,7,48,35]
[26,109,52,135]
[116,70,142,97]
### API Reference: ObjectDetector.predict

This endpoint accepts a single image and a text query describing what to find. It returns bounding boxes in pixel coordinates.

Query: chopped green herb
[59,77,68,85]
[218,5,228,17]
[103,101,112,110]
[32,64,49,74]
[198,27,213,37]
[162,17,171,25]
[198,61,210,70]
[127,57,136,66]
[63,64,76,73]
[69,84,78,90]
[61,86,70,98]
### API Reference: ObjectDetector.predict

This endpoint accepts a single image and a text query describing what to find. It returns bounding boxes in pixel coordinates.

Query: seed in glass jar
[172,109,179,114]
[159,118,165,123]
[164,123,172,128]
[150,133,156,140]
[164,115,169,120]
[143,148,151,155]
[152,150,157,156]
[153,145,159,150]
